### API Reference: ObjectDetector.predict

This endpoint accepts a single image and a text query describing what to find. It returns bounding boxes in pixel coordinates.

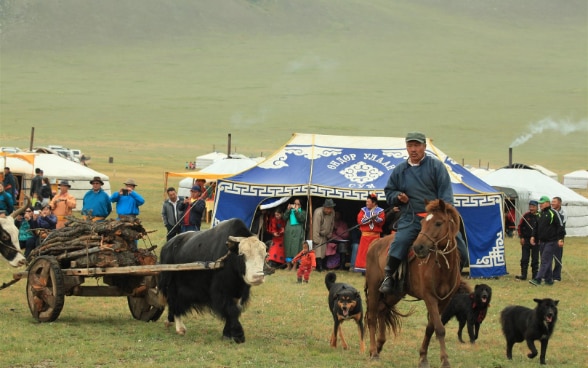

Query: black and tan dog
[500,298,559,365]
[441,283,492,343]
[325,272,365,353]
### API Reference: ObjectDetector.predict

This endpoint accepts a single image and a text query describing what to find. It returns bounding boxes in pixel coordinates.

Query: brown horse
[365,199,468,368]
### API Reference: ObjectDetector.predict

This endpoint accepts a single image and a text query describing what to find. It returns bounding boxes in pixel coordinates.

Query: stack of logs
[29,216,157,268]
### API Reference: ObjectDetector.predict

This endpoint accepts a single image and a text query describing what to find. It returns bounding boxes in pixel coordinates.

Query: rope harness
[416,216,461,301]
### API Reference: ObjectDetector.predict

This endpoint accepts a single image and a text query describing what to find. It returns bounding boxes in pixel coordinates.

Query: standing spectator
[311,198,336,272]
[49,180,76,229]
[267,209,286,268]
[2,167,18,201]
[284,198,306,268]
[178,185,206,232]
[529,196,566,286]
[110,179,145,218]
[354,193,385,274]
[30,168,44,198]
[291,241,316,283]
[0,183,14,215]
[325,211,349,270]
[550,196,566,282]
[40,177,53,206]
[162,187,183,241]
[15,207,37,258]
[515,200,539,280]
[504,202,516,237]
[348,226,361,271]
[379,132,468,294]
[82,176,112,221]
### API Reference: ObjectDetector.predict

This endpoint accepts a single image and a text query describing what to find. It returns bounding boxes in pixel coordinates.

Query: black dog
[325,272,365,353]
[441,283,492,343]
[500,298,559,365]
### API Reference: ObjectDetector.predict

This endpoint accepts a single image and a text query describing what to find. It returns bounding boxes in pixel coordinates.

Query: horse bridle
[416,214,461,300]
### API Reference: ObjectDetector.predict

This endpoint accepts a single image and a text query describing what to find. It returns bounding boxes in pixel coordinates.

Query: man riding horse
[379,131,468,295]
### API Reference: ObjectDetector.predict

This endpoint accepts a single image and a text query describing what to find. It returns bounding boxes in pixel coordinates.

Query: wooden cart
[12,254,223,323]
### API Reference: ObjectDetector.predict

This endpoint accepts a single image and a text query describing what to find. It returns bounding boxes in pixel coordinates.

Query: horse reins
[417,215,461,301]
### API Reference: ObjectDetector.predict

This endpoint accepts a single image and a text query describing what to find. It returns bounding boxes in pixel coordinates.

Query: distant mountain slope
[1,0,585,50]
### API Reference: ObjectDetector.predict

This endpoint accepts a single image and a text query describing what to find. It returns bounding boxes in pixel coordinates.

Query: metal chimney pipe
[227,133,232,158]
[509,147,513,167]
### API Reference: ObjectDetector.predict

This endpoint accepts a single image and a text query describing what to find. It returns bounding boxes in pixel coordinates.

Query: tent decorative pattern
[454,195,502,208]
[470,232,506,269]
[340,161,384,185]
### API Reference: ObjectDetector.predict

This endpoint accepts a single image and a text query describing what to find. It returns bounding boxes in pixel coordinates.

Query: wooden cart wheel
[127,276,164,322]
[26,256,65,322]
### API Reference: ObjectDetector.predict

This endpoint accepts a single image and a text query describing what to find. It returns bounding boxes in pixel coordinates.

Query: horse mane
[425,199,460,230]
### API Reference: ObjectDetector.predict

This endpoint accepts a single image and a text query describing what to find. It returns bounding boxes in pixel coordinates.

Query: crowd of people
[0,133,572,286]
[0,167,151,258]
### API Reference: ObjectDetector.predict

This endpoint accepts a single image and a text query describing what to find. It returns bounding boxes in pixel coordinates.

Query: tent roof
[168,157,260,180]
[564,169,588,178]
[2,152,108,180]
[483,168,588,205]
[223,133,499,197]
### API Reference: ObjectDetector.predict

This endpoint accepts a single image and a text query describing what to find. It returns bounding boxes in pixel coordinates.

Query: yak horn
[11,196,31,218]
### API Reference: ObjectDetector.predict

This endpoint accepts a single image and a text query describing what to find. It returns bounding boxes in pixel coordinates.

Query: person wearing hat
[311,198,336,272]
[178,184,206,232]
[515,200,540,280]
[354,193,385,274]
[379,131,468,294]
[110,179,145,218]
[529,196,566,286]
[49,180,77,229]
[82,176,112,221]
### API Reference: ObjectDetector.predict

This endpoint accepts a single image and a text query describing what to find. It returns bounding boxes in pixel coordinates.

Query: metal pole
[552,254,578,285]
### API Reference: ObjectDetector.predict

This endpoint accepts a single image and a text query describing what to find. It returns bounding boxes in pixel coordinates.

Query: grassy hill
[1,0,586,172]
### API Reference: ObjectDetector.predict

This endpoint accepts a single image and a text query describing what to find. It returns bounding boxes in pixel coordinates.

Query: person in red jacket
[291,241,316,283]
[267,209,286,268]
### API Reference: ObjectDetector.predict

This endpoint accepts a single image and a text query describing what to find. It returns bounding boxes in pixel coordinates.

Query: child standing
[291,241,316,283]
[267,209,286,268]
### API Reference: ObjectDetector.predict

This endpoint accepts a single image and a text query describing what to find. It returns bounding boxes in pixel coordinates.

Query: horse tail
[457,280,472,294]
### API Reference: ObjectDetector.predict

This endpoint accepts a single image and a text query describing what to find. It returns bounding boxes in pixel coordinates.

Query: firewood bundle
[28,216,157,268]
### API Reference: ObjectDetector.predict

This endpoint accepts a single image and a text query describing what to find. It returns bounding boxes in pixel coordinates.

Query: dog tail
[325,271,337,291]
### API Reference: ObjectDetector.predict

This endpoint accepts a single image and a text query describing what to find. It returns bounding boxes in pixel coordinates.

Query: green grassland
[0,237,587,368]
[0,2,587,366]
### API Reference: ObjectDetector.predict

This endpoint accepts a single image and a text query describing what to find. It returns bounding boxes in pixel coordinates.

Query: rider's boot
[379,256,401,294]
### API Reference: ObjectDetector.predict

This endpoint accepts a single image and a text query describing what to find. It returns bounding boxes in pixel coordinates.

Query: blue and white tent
[214,133,507,278]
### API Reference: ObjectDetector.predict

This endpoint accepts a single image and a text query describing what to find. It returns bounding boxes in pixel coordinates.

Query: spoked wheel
[26,256,65,322]
[127,275,164,322]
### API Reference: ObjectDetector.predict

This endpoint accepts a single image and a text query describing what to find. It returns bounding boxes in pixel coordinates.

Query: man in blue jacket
[110,178,145,218]
[82,176,112,220]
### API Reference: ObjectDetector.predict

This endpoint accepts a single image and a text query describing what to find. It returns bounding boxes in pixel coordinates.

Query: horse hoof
[418,359,430,368]
[369,354,380,361]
